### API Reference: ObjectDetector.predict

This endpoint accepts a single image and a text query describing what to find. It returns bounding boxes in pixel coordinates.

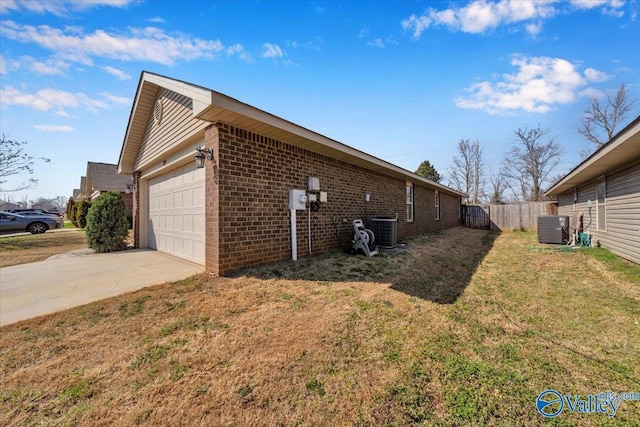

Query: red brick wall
[204,124,221,274]
[206,122,460,276]
[123,192,133,221]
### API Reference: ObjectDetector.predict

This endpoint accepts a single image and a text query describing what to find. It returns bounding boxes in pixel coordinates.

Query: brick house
[73,163,133,219]
[118,72,465,276]
[73,177,87,201]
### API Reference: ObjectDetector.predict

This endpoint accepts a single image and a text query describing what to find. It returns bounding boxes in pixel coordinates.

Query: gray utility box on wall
[370,217,398,249]
[538,215,570,244]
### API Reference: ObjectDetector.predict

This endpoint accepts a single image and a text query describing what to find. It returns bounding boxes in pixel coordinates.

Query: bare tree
[0,134,50,192]
[578,83,635,149]
[484,169,507,204]
[31,196,67,210]
[448,139,484,204]
[501,125,564,202]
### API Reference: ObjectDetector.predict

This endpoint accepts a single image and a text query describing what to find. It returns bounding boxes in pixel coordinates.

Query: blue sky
[1,0,639,202]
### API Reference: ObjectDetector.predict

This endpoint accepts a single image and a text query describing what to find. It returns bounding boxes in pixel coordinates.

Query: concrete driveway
[0,249,204,326]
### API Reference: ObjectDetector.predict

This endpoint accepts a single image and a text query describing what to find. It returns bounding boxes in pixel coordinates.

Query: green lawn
[0,230,87,267]
[1,228,638,426]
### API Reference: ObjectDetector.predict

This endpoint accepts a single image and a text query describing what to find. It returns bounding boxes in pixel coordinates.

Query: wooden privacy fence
[463,202,558,231]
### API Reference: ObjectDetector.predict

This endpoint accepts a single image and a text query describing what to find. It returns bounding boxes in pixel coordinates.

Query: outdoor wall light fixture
[195,146,214,169]
[125,183,136,194]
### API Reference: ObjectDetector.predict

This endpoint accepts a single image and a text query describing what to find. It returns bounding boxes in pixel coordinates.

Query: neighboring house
[545,115,640,264]
[74,177,87,201]
[84,162,133,217]
[118,71,466,275]
[71,164,133,218]
[0,201,20,211]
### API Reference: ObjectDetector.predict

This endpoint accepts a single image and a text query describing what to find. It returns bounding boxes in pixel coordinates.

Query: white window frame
[435,190,440,221]
[406,183,414,222]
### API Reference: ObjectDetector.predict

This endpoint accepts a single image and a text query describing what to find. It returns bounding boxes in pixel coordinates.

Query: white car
[0,211,64,234]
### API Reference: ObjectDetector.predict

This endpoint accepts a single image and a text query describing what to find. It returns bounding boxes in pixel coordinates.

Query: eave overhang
[118,71,466,198]
[545,116,640,197]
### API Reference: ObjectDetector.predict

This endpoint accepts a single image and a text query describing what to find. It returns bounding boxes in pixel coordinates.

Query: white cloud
[0,54,20,74]
[261,43,284,59]
[286,37,322,51]
[602,7,624,18]
[402,0,628,38]
[226,44,254,63]
[1,86,82,116]
[525,21,543,37]
[104,65,131,80]
[100,92,130,105]
[147,16,166,23]
[571,0,626,16]
[584,67,611,82]
[0,21,225,66]
[0,0,134,16]
[367,38,385,48]
[29,57,70,75]
[455,55,591,114]
[403,0,556,37]
[366,35,398,49]
[570,0,616,10]
[0,86,125,116]
[33,124,74,132]
[401,14,433,39]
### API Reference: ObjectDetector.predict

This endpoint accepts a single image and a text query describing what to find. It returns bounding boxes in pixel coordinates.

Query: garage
[147,163,205,264]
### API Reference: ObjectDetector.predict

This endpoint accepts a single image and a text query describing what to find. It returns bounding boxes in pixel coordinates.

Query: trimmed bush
[66,197,76,223]
[75,200,91,229]
[86,191,129,253]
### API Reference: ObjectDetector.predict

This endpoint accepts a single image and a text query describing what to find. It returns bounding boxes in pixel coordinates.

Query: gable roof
[545,115,640,196]
[86,162,132,193]
[118,71,466,198]
[75,176,87,200]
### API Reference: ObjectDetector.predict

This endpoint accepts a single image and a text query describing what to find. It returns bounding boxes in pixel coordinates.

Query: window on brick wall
[435,190,440,220]
[406,183,414,222]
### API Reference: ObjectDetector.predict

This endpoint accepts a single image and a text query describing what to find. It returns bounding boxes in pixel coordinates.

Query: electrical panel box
[319,191,327,203]
[308,193,317,202]
[289,189,307,210]
[538,215,570,244]
[308,176,320,192]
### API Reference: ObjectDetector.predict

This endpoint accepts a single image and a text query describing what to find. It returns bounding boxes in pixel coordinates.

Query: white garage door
[148,163,205,264]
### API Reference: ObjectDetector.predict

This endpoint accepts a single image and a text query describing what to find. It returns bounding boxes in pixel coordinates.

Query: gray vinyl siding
[134,88,208,170]
[557,183,596,232]
[557,161,640,264]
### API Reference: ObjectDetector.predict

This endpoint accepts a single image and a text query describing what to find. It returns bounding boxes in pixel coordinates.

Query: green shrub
[66,197,76,223]
[85,191,129,253]
[75,200,91,229]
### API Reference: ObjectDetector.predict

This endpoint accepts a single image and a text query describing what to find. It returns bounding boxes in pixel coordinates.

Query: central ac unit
[538,215,570,244]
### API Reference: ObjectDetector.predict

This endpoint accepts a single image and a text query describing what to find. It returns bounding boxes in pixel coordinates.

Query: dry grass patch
[0,231,87,267]
[1,227,639,426]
